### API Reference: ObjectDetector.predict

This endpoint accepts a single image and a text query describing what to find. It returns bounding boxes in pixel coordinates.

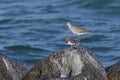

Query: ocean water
[0,0,120,70]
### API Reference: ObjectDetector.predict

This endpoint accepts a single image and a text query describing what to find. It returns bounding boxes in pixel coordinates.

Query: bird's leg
[70,45,73,48]
[76,36,80,45]
[78,36,80,42]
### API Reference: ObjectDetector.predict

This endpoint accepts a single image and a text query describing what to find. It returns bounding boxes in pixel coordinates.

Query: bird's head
[65,37,70,41]
[66,21,72,27]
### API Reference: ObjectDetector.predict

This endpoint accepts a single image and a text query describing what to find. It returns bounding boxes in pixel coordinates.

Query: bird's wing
[72,26,90,33]
[70,40,77,43]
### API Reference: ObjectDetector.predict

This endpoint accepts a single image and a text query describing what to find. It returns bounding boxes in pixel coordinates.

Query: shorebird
[65,37,77,48]
[66,21,91,41]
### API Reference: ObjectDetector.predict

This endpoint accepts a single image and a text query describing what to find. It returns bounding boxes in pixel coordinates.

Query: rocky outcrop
[23,46,107,80]
[0,55,27,80]
[106,61,120,80]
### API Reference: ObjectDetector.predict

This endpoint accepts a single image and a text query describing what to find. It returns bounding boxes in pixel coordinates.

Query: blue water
[0,0,120,70]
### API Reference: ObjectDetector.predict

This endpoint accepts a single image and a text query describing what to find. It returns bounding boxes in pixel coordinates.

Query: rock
[106,61,120,80]
[0,55,27,80]
[23,46,107,80]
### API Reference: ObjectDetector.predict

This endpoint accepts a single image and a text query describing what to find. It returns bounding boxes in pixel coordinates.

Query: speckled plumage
[65,37,77,46]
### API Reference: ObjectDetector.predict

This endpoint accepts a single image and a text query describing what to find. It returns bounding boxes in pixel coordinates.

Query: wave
[4,45,46,52]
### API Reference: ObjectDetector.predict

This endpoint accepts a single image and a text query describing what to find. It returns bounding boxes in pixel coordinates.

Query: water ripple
[0,0,119,69]
[5,45,46,52]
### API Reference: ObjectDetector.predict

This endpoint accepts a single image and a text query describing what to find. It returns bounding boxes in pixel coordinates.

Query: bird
[65,37,77,48]
[66,21,91,41]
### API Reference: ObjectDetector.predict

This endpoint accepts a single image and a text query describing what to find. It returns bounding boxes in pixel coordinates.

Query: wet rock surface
[23,46,107,80]
[0,55,27,80]
[106,61,120,80]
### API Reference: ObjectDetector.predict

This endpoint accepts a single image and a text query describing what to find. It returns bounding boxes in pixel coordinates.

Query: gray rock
[23,46,107,80]
[106,61,120,80]
[0,55,27,80]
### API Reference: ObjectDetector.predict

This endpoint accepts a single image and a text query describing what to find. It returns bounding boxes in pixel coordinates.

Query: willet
[66,21,90,41]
